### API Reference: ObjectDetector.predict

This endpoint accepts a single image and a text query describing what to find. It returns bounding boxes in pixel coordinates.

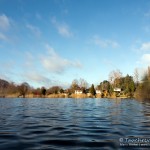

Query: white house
[96,90,101,94]
[114,88,121,92]
[75,90,83,94]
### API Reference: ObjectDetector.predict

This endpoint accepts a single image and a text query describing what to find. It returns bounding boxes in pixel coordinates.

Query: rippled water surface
[0,98,150,150]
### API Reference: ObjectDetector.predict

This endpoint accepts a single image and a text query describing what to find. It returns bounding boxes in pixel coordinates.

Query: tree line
[0,66,149,100]
[135,66,150,100]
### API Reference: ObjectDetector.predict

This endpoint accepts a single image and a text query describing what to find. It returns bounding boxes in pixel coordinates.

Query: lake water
[0,98,150,150]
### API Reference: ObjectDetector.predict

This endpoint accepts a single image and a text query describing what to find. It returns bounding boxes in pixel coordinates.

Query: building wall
[75,90,82,94]
[96,90,101,94]
[114,88,121,92]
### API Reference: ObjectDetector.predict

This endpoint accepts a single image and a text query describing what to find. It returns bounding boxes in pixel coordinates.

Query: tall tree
[59,88,64,93]
[79,78,88,89]
[41,87,46,97]
[134,68,139,86]
[90,84,96,96]
[7,82,17,94]
[109,69,122,87]
[47,86,61,94]
[79,78,88,93]
[118,75,135,97]
[97,80,113,96]
[0,79,9,96]
[135,66,150,100]
[70,79,79,93]
[18,82,30,98]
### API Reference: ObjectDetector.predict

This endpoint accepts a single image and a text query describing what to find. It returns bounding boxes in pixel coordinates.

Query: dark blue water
[0,98,150,150]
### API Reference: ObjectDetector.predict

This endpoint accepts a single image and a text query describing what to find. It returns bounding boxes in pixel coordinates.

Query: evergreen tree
[99,80,112,95]
[90,84,96,96]
[60,88,64,93]
[41,87,46,96]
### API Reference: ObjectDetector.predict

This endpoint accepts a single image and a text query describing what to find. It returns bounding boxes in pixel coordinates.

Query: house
[75,90,83,94]
[113,88,121,97]
[114,88,121,92]
[96,90,101,94]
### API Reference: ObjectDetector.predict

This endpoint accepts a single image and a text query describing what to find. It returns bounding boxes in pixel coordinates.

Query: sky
[0,0,150,88]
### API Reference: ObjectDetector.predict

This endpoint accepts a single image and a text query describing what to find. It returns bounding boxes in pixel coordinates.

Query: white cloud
[139,42,150,51]
[58,24,72,37]
[0,32,8,41]
[26,24,41,37]
[1,44,82,87]
[132,41,150,53]
[25,72,52,86]
[0,14,10,30]
[24,71,70,88]
[141,54,150,64]
[137,53,150,67]
[41,44,82,73]
[93,35,119,48]
[51,17,73,38]
[143,26,150,33]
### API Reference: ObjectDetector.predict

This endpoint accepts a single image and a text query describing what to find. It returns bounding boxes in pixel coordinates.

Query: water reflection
[0,98,150,149]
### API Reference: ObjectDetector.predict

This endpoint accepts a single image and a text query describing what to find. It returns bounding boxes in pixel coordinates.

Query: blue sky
[0,0,150,88]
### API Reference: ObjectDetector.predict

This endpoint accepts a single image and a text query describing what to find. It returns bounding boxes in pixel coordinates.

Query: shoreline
[1,93,131,99]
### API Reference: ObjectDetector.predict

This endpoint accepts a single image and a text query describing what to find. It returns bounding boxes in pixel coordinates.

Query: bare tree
[70,79,79,93]
[109,69,122,87]
[47,86,61,94]
[17,82,30,98]
[79,78,88,89]
[0,79,9,97]
[7,82,18,94]
[134,68,139,85]
[148,66,150,80]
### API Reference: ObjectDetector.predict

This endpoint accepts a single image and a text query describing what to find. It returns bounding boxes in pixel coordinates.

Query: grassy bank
[2,93,130,99]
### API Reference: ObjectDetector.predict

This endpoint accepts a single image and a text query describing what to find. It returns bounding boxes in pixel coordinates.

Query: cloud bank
[41,44,82,73]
